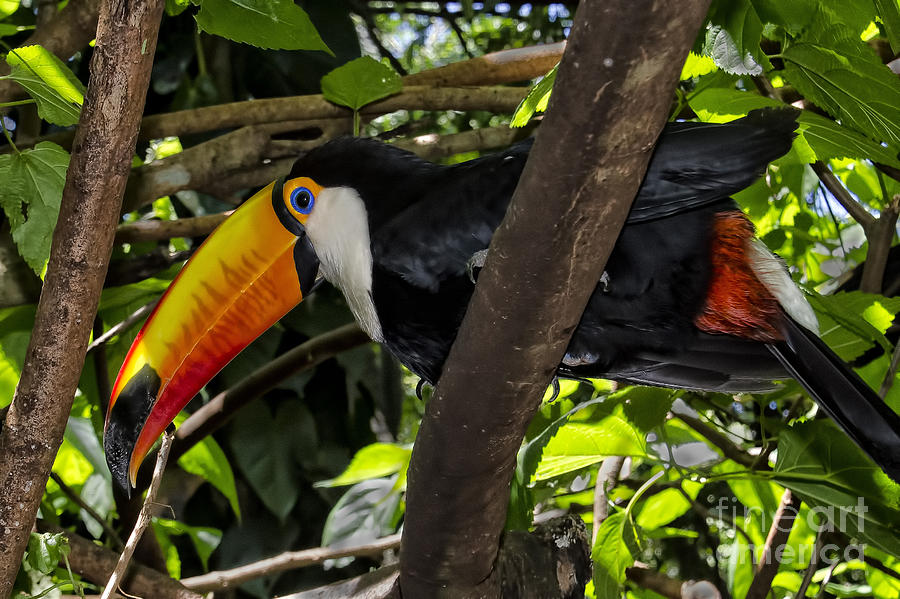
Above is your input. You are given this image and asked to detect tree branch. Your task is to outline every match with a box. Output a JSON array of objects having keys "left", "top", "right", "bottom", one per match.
[
  {"left": 48, "top": 472, "right": 123, "bottom": 550},
  {"left": 403, "top": 41, "right": 564, "bottom": 87},
  {"left": 745, "top": 489, "right": 803, "bottom": 599},
  {"left": 398, "top": 1, "right": 711, "bottom": 595},
  {"left": 677, "top": 413, "right": 759, "bottom": 469},
  {"left": 0, "top": 0, "right": 164, "bottom": 591},
  {"left": 181, "top": 533, "right": 401, "bottom": 593},
  {"left": 37, "top": 522, "right": 202, "bottom": 599},
  {"left": 811, "top": 161, "right": 876, "bottom": 228}
]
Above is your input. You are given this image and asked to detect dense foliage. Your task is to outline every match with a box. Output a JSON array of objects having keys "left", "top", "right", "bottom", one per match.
[{"left": 1, "top": 1, "right": 900, "bottom": 598}]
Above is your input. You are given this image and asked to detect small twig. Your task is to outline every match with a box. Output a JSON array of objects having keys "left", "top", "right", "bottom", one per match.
[
  {"left": 591, "top": 456, "right": 625, "bottom": 545},
  {"left": 86, "top": 300, "right": 158, "bottom": 354},
  {"left": 815, "top": 559, "right": 840, "bottom": 599},
  {"left": 180, "top": 533, "right": 401, "bottom": 592},
  {"left": 811, "top": 161, "right": 875, "bottom": 229},
  {"left": 623, "top": 564, "right": 683, "bottom": 599},
  {"left": 879, "top": 340, "right": 900, "bottom": 399},
  {"left": 49, "top": 473, "right": 124, "bottom": 551},
  {"left": 746, "top": 489, "right": 803, "bottom": 599},
  {"left": 114, "top": 212, "right": 231, "bottom": 244},
  {"left": 101, "top": 428, "right": 174, "bottom": 599},
  {"left": 797, "top": 529, "right": 824, "bottom": 598},
  {"left": 351, "top": 2, "right": 408, "bottom": 76},
  {"left": 676, "top": 413, "right": 758, "bottom": 469}
]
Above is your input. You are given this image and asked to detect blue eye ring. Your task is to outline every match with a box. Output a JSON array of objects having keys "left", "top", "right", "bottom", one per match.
[{"left": 289, "top": 186, "right": 315, "bottom": 214}]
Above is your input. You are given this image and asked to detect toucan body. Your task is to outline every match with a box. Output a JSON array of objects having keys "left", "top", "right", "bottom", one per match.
[{"left": 104, "top": 108, "right": 900, "bottom": 490}]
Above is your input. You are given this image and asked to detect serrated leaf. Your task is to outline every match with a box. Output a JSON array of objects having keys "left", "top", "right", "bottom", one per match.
[
  {"left": 680, "top": 52, "right": 717, "bottom": 80},
  {"left": 315, "top": 442, "right": 411, "bottom": 488},
  {"left": 534, "top": 414, "right": 647, "bottom": 482},
  {"left": 321, "top": 56, "right": 402, "bottom": 111},
  {"left": 195, "top": 0, "right": 331, "bottom": 54},
  {"left": 511, "top": 64, "right": 556, "bottom": 127},
  {"left": 774, "top": 420, "right": 900, "bottom": 555},
  {"left": 782, "top": 42, "right": 900, "bottom": 146},
  {"left": 6, "top": 45, "right": 84, "bottom": 126},
  {"left": 179, "top": 435, "right": 241, "bottom": 519},
  {"left": 751, "top": 0, "right": 816, "bottom": 34},
  {"left": 706, "top": 0, "right": 765, "bottom": 76},
  {"left": 809, "top": 292, "right": 900, "bottom": 361},
  {"left": 25, "top": 533, "right": 69, "bottom": 575},
  {"left": 0, "top": 142, "right": 69, "bottom": 275},
  {"left": 621, "top": 387, "right": 675, "bottom": 432}
]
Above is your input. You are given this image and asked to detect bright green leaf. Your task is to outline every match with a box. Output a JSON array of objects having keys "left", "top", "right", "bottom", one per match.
[
  {"left": 321, "top": 56, "right": 402, "bottom": 111},
  {"left": 25, "top": 533, "right": 69, "bottom": 575},
  {"left": 511, "top": 64, "right": 556, "bottom": 127},
  {"left": 636, "top": 480, "right": 702, "bottom": 529},
  {"left": 316, "top": 442, "right": 412, "bottom": 488},
  {"left": 195, "top": 0, "right": 332, "bottom": 54},
  {"left": 0, "top": 24, "right": 31, "bottom": 38},
  {"left": 0, "top": 142, "right": 69, "bottom": 275},
  {"left": 153, "top": 518, "right": 222, "bottom": 571},
  {"left": 5, "top": 45, "right": 84, "bottom": 126},
  {"left": 809, "top": 292, "right": 900, "bottom": 361},
  {"left": 680, "top": 52, "right": 717, "bottom": 80},
  {"left": 775, "top": 420, "right": 900, "bottom": 556},
  {"left": 179, "top": 436, "right": 241, "bottom": 519},
  {"left": 591, "top": 512, "right": 636, "bottom": 598},
  {"left": 0, "top": 0, "right": 18, "bottom": 17}
]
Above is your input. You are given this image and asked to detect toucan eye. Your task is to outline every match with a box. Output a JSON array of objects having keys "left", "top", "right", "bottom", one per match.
[{"left": 290, "top": 187, "right": 315, "bottom": 214}]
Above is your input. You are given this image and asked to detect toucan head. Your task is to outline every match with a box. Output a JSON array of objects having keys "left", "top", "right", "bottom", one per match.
[{"left": 104, "top": 137, "right": 427, "bottom": 491}]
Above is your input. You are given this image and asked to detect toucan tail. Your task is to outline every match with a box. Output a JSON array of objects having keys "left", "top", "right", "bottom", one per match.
[{"left": 768, "top": 316, "right": 900, "bottom": 482}]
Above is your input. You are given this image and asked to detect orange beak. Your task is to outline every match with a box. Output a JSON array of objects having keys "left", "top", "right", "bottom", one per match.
[{"left": 104, "top": 180, "right": 320, "bottom": 492}]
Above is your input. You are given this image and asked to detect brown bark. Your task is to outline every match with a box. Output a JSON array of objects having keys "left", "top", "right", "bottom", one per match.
[
  {"left": 403, "top": 41, "right": 564, "bottom": 87},
  {"left": 0, "top": 0, "right": 164, "bottom": 594},
  {"left": 397, "top": 1, "right": 711, "bottom": 596},
  {"left": 0, "top": 0, "right": 101, "bottom": 104},
  {"left": 746, "top": 489, "right": 804, "bottom": 599},
  {"left": 36, "top": 524, "right": 202, "bottom": 599}
]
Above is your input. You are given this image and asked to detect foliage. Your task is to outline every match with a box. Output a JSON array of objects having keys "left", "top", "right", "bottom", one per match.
[{"left": 0, "top": 0, "right": 899, "bottom": 598}]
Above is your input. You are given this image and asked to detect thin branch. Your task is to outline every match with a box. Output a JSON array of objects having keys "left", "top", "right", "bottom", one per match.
[
  {"left": 37, "top": 522, "right": 202, "bottom": 599},
  {"left": 746, "top": 489, "right": 803, "bottom": 599},
  {"left": 797, "top": 529, "right": 825, "bottom": 598},
  {"left": 811, "top": 161, "right": 875, "bottom": 229},
  {"left": 181, "top": 533, "right": 401, "bottom": 592},
  {"left": 101, "top": 429, "right": 174, "bottom": 599},
  {"left": 350, "top": 1, "right": 409, "bottom": 76},
  {"left": 676, "top": 413, "right": 759, "bottom": 469},
  {"left": 104, "top": 248, "right": 193, "bottom": 288},
  {"left": 115, "top": 212, "right": 231, "bottom": 245},
  {"left": 591, "top": 456, "right": 625, "bottom": 545},
  {"left": 624, "top": 565, "right": 683, "bottom": 599},
  {"left": 48, "top": 473, "right": 123, "bottom": 550},
  {"left": 87, "top": 300, "right": 158, "bottom": 354},
  {"left": 879, "top": 338, "right": 900, "bottom": 399}
]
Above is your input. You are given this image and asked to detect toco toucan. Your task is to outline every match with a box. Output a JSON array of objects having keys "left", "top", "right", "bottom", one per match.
[{"left": 104, "top": 108, "right": 900, "bottom": 490}]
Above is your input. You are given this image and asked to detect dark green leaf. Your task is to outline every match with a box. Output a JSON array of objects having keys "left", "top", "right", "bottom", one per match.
[
  {"left": 706, "top": 0, "right": 765, "bottom": 75},
  {"left": 153, "top": 518, "right": 223, "bottom": 571},
  {"left": 511, "top": 64, "right": 556, "bottom": 127},
  {"left": 321, "top": 478, "right": 401, "bottom": 565},
  {"left": 774, "top": 420, "right": 900, "bottom": 555},
  {"left": 178, "top": 435, "right": 241, "bottom": 519},
  {"left": 321, "top": 56, "right": 402, "bottom": 111},
  {"left": 5, "top": 45, "right": 84, "bottom": 126},
  {"left": 875, "top": 0, "right": 900, "bottom": 54},
  {"left": 25, "top": 532, "right": 69, "bottom": 575},
  {"left": 0, "top": 142, "right": 69, "bottom": 274},
  {"left": 751, "top": 0, "right": 816, "bottom": 34},
  {"left": 620, "top": 387, "right": 675, "bottom": 432},
  {"left": 195, "top": 0, "right": 332, "bottom": 54}
]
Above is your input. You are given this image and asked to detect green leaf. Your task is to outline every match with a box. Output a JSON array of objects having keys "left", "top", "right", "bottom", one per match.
[
  {"left": 534, "top": 412, "right": 647, "bottom": 482},
  {"left": 321, "top": 478, "right": 402, "bottom": 562},
  {"left": 706, "top": 0, "right": 765, "bottom": 75},
  {"left": 751, "top": 0, "right": 816, "bottom": 34},
  {"left": 5, "top": 45, "right": 84, "bottom": 126},
  {"left": 178, "top": 435, "right": 241, "bottom": 519},
  {"left": 79, "top": 473, "right": 113, "bottom": 539},
  {"left": 620, "top": 387, "right": 675, "bottom": 432},
  {"left": 316, "top": 442, "right": 412, "bottom": 488},
  {"left": 0, "top": 24, "right": 31, "bottom": 38},
  {"left": 635, "top": 480, "right": 702, "bottom": 529},
  {"left": 809, "top": 292, "right": 900, "bottom": 361},
  {"left": 321, "top": 57, "right": 402, "bottom": 111},
  {"left": 511, "top": 64, "right": 556, "bottom": 127},
  {"left": 25, "top": 532, "right": 69, "bottom": 575},
  {"left": 781, "top": 41, "right": 900, "bottom": 146},
  {"left": 774, "top": 420, "right": 900, "bottom": 555},
  {"left": 0, "top": 0, "right": 19, "bottom": 19},
  {"left": 680, "top": 52, "right": 717, "bottom": 80},
  {"left": 875, "top": 0, "right": 900, "bottom": 54},
  {"left": 0, "top": 142, "right": 70, "bottom": 274},
  {"left": 152, "top": 518, "right": 222, "bottom": 571},
  {"left": 591, "top": 512, "right": 636, "bottom": 598},
  {"left": 195, "top": 0, "right": 332, "bottom": 54}
]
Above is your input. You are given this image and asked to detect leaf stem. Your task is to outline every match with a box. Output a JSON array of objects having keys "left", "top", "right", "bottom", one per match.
[
  {"left": 0, "top": 99, "right": 35, "bottom": 108},
  {"left": 353, "top": 109, "right": 360, "bottom": 136}
]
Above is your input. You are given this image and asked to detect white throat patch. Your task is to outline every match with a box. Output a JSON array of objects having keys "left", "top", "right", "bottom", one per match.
[{"left": 305, "top": 186, "right": 383, "bottom": 341}]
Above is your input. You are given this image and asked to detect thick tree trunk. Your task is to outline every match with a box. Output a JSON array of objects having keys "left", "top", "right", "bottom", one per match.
[
  {"left": 0, "top": 0, "right": 164, "bottom": 594},
  {"left": 398, "top": 1, "right": 712, "bottom": 597}
]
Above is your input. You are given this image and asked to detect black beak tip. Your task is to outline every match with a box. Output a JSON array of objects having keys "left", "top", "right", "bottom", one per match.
[{"left": 103, "top": 363, "right": 161, "bottom": 496}]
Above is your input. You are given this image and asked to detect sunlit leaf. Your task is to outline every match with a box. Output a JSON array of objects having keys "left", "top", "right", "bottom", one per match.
[
  {"left": 5, "top": 45, "right": 84, "bottom": 126},
  {"left": 195, "top": 0, "right": 332, "bottom": 53},
  {"left": 635, "top": 480, "right": 702, "bottom": 529},
  {"left": 179, "top": 435, "right": 241, "bottom": 519},
  {"left": 511, "top": 64, "right": 556, "bottom": 127},
  {"left": 321, "top": 56, "right": 402, "bottom": 111},
  {"left": 0, "top": 0, "right": 19, "bottom": 18},
  {"left": 316, "top": 442, "right": 412, "bottom": 488},
  {"left": 591, "top": 512, "right": 637, "bottom": 598}
]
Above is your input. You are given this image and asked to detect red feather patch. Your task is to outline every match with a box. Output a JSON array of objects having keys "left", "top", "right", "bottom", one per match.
[{"left": 695, "top": 211, "right": 783, "bottom": 342}]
